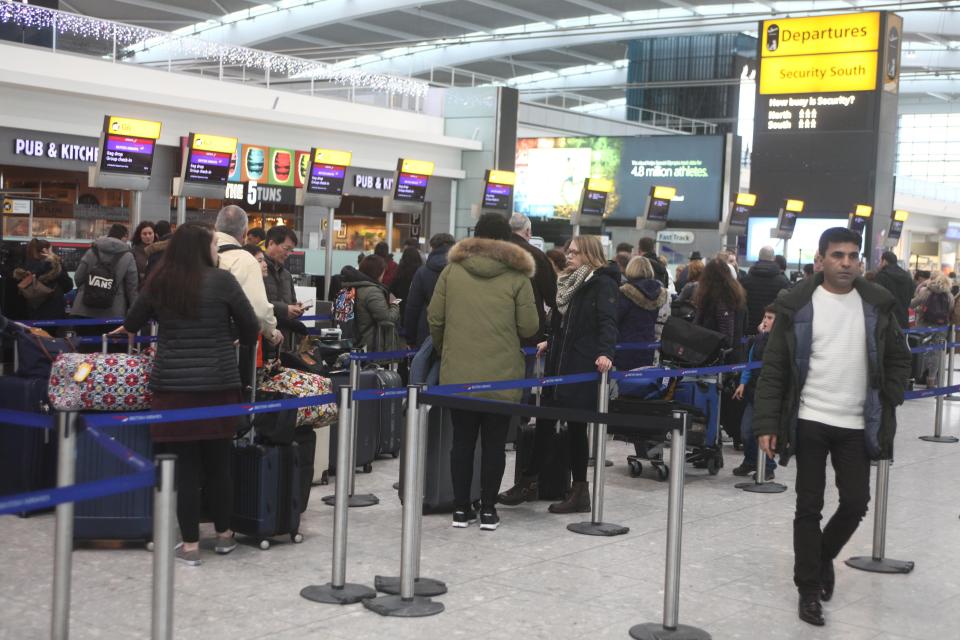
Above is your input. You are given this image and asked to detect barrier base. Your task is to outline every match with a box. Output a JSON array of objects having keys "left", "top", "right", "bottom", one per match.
[
  {"left": 742, "top": 482, "right": 787, "bottom": 494},
  {"left": 587, "top": 458, "right": 614, "bottom": 468},
  {"left": 567, "top": 521, "right": 630, "bottom": 537},
  {"left": 629, "top": 622, "right": 712, "bottom": 639},
  {"left": 918, "top": 435, "right": 959, "bottom": 443},
  {"left": 300, "top": 582, "right": 377, "bottom": 605},
  {"left": 374, "top": 575, "right": 447, "bottom": 597},
  {"left": 321, "top": 493, "right": 380, "bottom": 508},
  {"left": 362, "top": 594, "right": 444, "bottom": 617},
  {"left": 845, "top": 556, "right": 914, "bottom": 574}
]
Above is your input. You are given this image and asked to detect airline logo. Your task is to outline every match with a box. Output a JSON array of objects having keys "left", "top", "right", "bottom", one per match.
[{"left": 106, "top": 116, "right": 162, "bottom": 140}]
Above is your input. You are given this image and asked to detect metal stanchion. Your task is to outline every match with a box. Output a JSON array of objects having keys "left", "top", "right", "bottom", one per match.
[
  {"left": 151, "top": 455, "right": 176, "bottom": 640},
  {"left": 51, "top": 411, "right": 78, "bottom": 640},
  {"left": 323, "top": 357, "right": 379, "bottom": 507},
  {"left": 569, "top": 371, "right": 629, "bottom": 537},
  {"left": 946, "top": 325, "right": 959, "bottom": 401},
  {"left": 736, "top": 443, "right": 786, "bottom": 494},
  {"left": 302, "top": 388, "right": 377, "bottom": 604},
  {"left": 846, "top": 458, "right": 914, "bottom": 574},
  {"left": 920, "top": 339, "right": 958, "bottom": 443},
  {"left": 364, "top": 386, "right": 444, "bottom": 617},
  {"left": 376, "top": 388, "right": 448, "bottom": 597},
  {"left": 630, "top": 412, "right": 711, "bottom": 640}
]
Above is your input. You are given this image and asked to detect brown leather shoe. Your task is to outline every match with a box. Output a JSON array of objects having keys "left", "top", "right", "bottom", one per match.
[
  {"left": 548, "top": 481, "right": 591, "bottom": 514},
  {"left": 498, "top": 476, "right": 539, "bottom": 506}
]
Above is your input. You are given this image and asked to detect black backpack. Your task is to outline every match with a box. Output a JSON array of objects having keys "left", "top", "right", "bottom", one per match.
[
  {"left": 83, "top": 245, "right": 124, "bottom": 309},
  {"left": 922, "top": 291, "right": 952, "bottom": 326}
]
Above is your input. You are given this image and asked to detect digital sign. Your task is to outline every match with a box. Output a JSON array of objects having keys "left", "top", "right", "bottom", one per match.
[
  {"left": 646, "top": 186, "right": 675, "bottom": 223},
  {"left": 580, "top": 191, "right": 607, "bottom": 217},
  {"left": 306, "top": 148, "right": 351, "bottom": 197},
  {"left": 392, "top": 158, "right": 433, "bottom": 204},
  {"left": 482, "top": 169, "right": 516, "bottom": 211},
  {"left": 729, "top": 192, "right": 757, "bottom": 228},
  {"left": 888, "top": 209, "right": 908, "bottom": 241},
  {"left": 185, "top": 133, "right": 237, "bottom": 185},
  {"left": 98, "top": 116, "right": 161, "bottom": 176},
  {"left": 849, "top": 204, "right": 872, "bottom": 234}
]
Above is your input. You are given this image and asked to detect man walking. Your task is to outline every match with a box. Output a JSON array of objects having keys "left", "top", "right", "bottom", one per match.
[{"left": 753, "top": 228, "right": 911, "bottom": 627}]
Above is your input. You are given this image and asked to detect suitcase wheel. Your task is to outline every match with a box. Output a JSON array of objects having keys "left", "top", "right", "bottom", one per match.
[
  {"left": 707, "top": 455, "right": 721, "bottom": 476},
  {"left": 259, "top": 540, "right": 271, "bottom": 550},
  {"left": 362, "top": 463, "right": 373, "bottom": 473},
  {"left": 655, "top": 465, "right": 668, "bottom": 482},
  {"left": 628, "top": 459, "right": 643, "bottom": 478},
  {"left": 291, "top": 533, "right": 304, "bottom": 544}
]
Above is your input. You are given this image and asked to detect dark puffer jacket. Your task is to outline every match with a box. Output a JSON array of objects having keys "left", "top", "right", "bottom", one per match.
[
  {"left": 264, "top": 253, "right": 297, "bottom": 328},
  {"left": 615, "top": 277, "right": 667, "bottom": 370},
  {"left": 403, "top": 244, "right": 450, "bottom": 347},
  {"left": 545, "top": 262, "right": 620, "bottom": 409},
  {"left": 741, "top": 260, "right": 790, "bottom": 331},
  {"left": 874, "top": 263, "right": 914, "bottom": 328},
  {"left": 510, "top": 233, "right": 557, "bottom": 345},
  {"left": 122, "top": 268, "right": 259, "bottom": 391}
]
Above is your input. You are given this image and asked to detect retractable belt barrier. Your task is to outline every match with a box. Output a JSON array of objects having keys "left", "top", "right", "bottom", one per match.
[{"left": 905, "top": 326, "right": 951, "bottom": 335}]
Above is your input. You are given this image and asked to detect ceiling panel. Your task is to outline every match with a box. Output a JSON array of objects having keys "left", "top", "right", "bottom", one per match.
[
  {"left": 416, "top": 1, "right": 535, "bottom": 31},
  {"left": 357, "top": 11, "right": 472, "bottom": 39}
]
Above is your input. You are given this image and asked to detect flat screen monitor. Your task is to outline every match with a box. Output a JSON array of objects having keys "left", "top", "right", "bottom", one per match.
[
  {"left": 99, "top": 116, "right": 160, "bottom": 176},
  {"left": 184, "top": 134, "right": 235, "bottom": 185},
  {"left": 729, "top": 203, "right": 752, "bottom": 228},
  {"left": 307, "top": 163, "right": 346, "bottom": 196},
  {"left": 394, "top": 172, "right": 428, "bottom": 203},
  {"left": 580, "top": 190, "right": 607, "bottom": 217},
  {"left": 647, "top": 196, "right": 671, "bottom": 223},
  {"left": 849, "top": 214, "right": 868, "bottom": 234},
  {"left": 888, "top": 219, "right": 905, "bottom": 241},
  {"left": 483, "top": 182, "right": 513, "bottom": 210},
  {"left": 778, "top": 210, "right": 798, "bottom": 234}
]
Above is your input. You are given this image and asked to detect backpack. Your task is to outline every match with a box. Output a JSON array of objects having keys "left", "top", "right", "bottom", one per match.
[
  {"left": 83, "top": 245, "right": 124, "bottom": 309},
  {"left": 922, "top": 291, "right": 951, "bottom": 325},
  {"left": 333, "top": 287, "right": 358, "bottom": 340}
]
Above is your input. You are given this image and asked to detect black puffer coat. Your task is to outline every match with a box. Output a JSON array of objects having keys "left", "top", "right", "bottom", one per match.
[
  {"left": 741, "top": 260, "right": 790, "bottom": 331},
  {"left": 544, "top": 262, "right": 620, "bottom": 409},
  {"left": 123, "top": 267, "right": 259, "bottom": 391}
]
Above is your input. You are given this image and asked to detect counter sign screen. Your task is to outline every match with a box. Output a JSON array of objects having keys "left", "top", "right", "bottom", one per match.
[
  {"left": 99, "top": 116, "right": 161, "bottom": 176},
  {"left": 393, "top": 158, "right": 434, "bottom": 204},
  {"left": 307, "top": 149, "right": 352, "bottom": 196},
  {"left": 185, "top": 133, "right": 237, "bottom": 185},
  {"left": 482, "top": 169, "right": 516, "bottom": 211}
]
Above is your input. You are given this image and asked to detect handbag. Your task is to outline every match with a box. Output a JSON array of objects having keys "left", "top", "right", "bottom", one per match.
[
  {"left": 257, "top": 362, "right": 337, "bottom": 428},
  {"left": 48, "top": 350, "right": 154, "bottom": 411},
  {"left": 659, "top": 316, "right": 728, "bottom": 368},
  {"left": 16, "top": 327, "right": 76, "bottom": 379},
  {"left": 17, "top": 273, "right": 54, "bottom": 306}
]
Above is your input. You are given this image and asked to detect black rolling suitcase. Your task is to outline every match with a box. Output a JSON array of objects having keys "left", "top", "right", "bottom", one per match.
[
  {"left": 328, "top": 367, "right": 402, "bottom": 473},
  {"left": 514, "top": 421, "right": 571, "bottom": 501},
  {"left": 231, "top": 440, "right": 303, "bottom": 549},
  {"left": 73, "top": 422, "right": 153, "bottom": 542},
  {"left": 0, "top": 376, "right": 57, "bottom": 516}
]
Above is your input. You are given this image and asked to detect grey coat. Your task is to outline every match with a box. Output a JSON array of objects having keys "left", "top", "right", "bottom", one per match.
[
  {"left": 71, "top": 237, "right": 138, "bottom": 318},
  {"left": 263, "top": 254, "right": 297, "bottom": 325}
]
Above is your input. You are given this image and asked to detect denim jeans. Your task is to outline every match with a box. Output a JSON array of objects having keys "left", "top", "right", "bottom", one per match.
[{"left": 740, "top": 402, "right": 776, "bottom": 472}]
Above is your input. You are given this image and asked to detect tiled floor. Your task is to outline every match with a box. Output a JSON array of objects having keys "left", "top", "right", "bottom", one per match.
[{"left": 2, "top": 396, "right": 959, "bottom": 639}]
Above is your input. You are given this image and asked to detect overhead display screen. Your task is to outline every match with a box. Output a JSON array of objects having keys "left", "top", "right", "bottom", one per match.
[
  {"left": 392, "top": 158, "right": 433, "bottom": 204},
  {"left": 185, "top": 133, "right": 237, "bottom": 184},
  {"left": 306, "top": 148, "right": 351, "bottom": 196},
  {"left": 515, "top": 136, "right": 725, "bottom": 225},
  {"left": 99, "top": 116, "right": 162, "bottom": 175}
]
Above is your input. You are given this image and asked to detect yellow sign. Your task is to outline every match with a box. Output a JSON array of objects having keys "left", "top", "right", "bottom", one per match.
[
  {"left": 854, "top": 204, "right": 873, "bottom": 218},
  {"left": 893, "top": 209, "right": 909, "bottom": 222},
  {"left": 487, "top": 169, "right": 516, "bottom": 186},
  {"left": 106, "top": 116, "right": 162, "bottom": 139},
  {"left": 192, "top": 134, "right": 237, "bottom": 154},
  {"left": 761, "top": 13, "right": 880, "bottom": 58},
  {"left": 735, "top": 192, "right": 757, "bottom": 207},
  {"left": 760, "top": 50, "right": 877, "bottom": 95},
  {"left": 587, "top": 178, "right": 613, "bottom": 193},
  {"left": 400, "top": 158, "right": 435, "bottom": 176},
  {"left": 785, "top": 199, "right": 805, "bottom": 213},
  {"left": 313, "top": 148, "right": 352, "bottom": 167},
  {"left": 652, "top": 186, "right": 676, "bottom": 200}
]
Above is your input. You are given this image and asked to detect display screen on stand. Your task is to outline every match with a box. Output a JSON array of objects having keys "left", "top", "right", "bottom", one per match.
[
  {"left": 778, "top": 210, "right": 798, "bottom": 233},
  {"left": 99, "top": 116, "right": 161, "bottom": 175},
  {"left": 394, "top": 173, "right": 429, "bottom": 203},
  {"left": 184, "top": 134, "right": 236, "bottom": 185},
  {"left": 850, "top": 214, "right": 868, "bottom": 234},
  {"left": 730, "top": 203, "right": 752, "bottom": 227},
  {"left": 647, "top": 197, "right": 670, "bottom": 223},
  {"left": 483, "top": 182, "right": 513, "bottom": 210},
  {"left": 307, "top": 164, "right": 346, "bottom": 195},
  {"left": 888, "top": 219, "right": 904, "bottom": 241},
  {"left": 581, "top": 190, "right": 607, "bottom": 217}
]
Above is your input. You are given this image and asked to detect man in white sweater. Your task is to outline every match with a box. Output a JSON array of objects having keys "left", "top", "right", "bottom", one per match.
[{"left": 752, "top": 227, "right": 911, "bottom": 627}]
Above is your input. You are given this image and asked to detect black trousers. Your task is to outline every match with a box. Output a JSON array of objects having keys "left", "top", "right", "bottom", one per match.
[
  {"left": 523, "top": 419, "right": 589, "bottom": 483},
  {"left": 449, "top": 409, "right": 510, "bottom": 509},
  {"left": 793, "top": 420, "right": 871, "bottom": 595},
  {"left": 154, "top": 439, "right": 233, "bottom": 543}
]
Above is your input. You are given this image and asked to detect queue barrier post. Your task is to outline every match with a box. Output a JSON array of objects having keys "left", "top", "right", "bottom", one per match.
[
  {"left": 302, "top": 387, "right": 378, "bottom": 604},
  {"left": 151, "top": 455, "right": 177, "bottom": 640},
  {"left": 920, "top": 338, "right": 958, "bottom": 444},
  {"left": 51, "top": 411, "right": 78, "bottom": 640},
  {"left": 737, "top": 441, "right": 786, "bottom": 494},
  {"left": 364, "top": 386, "right": 444, "bottom": 617},
  {"left": 946, "top": 324, "right": 959, "bottom": 401},
  {"left": 845, "top": 458, "right": 914, "bottom": 574},
  {"left": 322, "top": 357, "right": 379, "bottom": 507},
  {"left": 569, "top": 370, "right": 629, "bottom": 537},
  {"left": 630, "top": 411, "right": 711, "bottom": 640},
  {"left": 376, "top": 387, "right": 447, "bottom": 597}
]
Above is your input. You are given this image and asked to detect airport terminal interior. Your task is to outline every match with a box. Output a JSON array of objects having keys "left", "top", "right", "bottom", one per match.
[{"left": 2, "top": 1, "right": 960, "bottom": 639}]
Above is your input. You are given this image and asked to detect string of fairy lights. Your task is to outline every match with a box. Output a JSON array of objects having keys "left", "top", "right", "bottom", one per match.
[{"left": 0, "top": 1, "right": 428, "bottom": 98}]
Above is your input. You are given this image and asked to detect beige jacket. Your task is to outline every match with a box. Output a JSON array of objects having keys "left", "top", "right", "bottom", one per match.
[{"left": 215, "top": 231, "right": 277, "bottom": 336}]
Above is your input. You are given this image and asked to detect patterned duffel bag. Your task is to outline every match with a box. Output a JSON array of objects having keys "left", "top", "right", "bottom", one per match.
[
  {"left": 258, "top": 365, "right": 337, "bottom": 428},
  {"left": 48, "top": 351, "right": 153, "bottom": 412}
]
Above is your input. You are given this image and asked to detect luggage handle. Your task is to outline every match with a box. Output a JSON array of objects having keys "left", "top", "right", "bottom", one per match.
[{"left": 101, "top": 333, "right": 135, "bottom": 355}]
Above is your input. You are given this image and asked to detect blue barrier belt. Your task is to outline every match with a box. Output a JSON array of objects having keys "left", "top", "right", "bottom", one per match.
[
  {"left": 75, "top": 335, "right": 156, "bottom": 345},
  {"left": 611, "top": 361, "right": 761, "bottom": 381},
  {"left": 904, "top": 384, "right": 960, "bottom": 400},
  {"left": 910, "top": 344, "right": 946, "bottom": 354},
  {"left": 353, "top": 388, "right": 409, "bottom": 401},
  {"left": 424, "top": 372, "right": 600, "bottom": 397},
  {"left": 349, "top": 350, "right": 418, "bottom": 362},
  {"left": 0, "top": 409, "right": 55, "bottom": 430},
  {"left": 23, "top": 317, "right": 125, "bottom": 328},
  {"left": 905, "top": 326, "right": 951, "bottom": 335},
  {"left": 81, "top": 393, "right": 337, "bottom": 428},
  {"left": 0, "top": 469, "right": 155, "bottom": 517},
  {"left": 299, "top": 314, "right": 331, "bottom": 322},
  {"left": 83, "top": 425, "right": 153, "bottom": 471}
]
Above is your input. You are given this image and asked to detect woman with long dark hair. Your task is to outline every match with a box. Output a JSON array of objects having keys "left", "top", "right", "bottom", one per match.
[
  {"left": 389, "top": 247, "right": 423, "bottom": 321},
  {"left": 131, "top": 221, "right": 156, "bottom": 286},
  {"left": 13, "top": 238, "right": 73, "bottom": 322},
  {"left": 693, "top": 257, "right": 748, "bottom": 361},
  {"left": 112, "top": 222, "right": 258, "bottom": 566}
]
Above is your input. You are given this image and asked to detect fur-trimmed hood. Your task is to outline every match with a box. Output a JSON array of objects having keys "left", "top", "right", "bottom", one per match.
[
  {"left": 923, "top": 275, "right": 953, "bottom": 295},
  {"left": 14, "top": 253, "right": 63, "bottom": 284},
  {"left": 620, "top": 277, "right": 667, "bottom": 310},
  {"left": 448, "top": 237, "right": 535, "bottom": 279},
  {"left": 145, "top": 239, "right": 169, "bottom": 257}
]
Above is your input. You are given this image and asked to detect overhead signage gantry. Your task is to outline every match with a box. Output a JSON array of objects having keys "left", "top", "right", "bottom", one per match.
[
  {"left": 88, "top": 115, "right": 163, "bottom": 227},
  {"left": 848, "top": 203, "right": 873, "bottom": 235},
  {"left": 383, "top": 158, "right": 434, "bottom": 252}
]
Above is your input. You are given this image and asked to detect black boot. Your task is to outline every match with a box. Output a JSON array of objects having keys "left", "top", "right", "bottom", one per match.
[
  {"left": 820, "top": 559, "right": 835, "bottom": 602},
  {"left": 798, "top": 594, "right": 825, "bottom": 626}
]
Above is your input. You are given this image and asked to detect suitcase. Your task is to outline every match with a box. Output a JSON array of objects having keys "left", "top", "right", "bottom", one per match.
[
  {"left": 73, "top": 422, "right": 153, "bottom": 542},
  {"left": 0, "top": 376, "right": 57, "bottom": 516},
  {"left": 313, "top": 424, "right": 330, "bottom": 485},
  {"left": 328, "top": 367, "right": 402, "bottom": 474},
  {"left": 231, "top": 440, "right": 303, "bottom": 549},
  {"left": 513, "top": 420, "right": 571, "bottom": 501}
]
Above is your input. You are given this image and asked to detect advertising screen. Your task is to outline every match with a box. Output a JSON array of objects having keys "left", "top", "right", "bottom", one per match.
[
  {"left": 185, "top": 133, "right": 236, "bottom": 185},
  {"left": 269, "top": 148, "right": 295, "bottom": 186},
  {"left": 483, "top": 183, "right": 513, "bottom": 210},
  {"left": 514, "top": 136, "right": 725, "bottom": 224},
  {"left": 746, "top": 216, "right": 846, "bottom": 262},
  {"left": 581, "top": 190, "right": 607, "bottom": 217}
]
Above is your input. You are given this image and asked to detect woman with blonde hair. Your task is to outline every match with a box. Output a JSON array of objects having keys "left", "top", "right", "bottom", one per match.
[
  {"left": 616, "top": 255, "right": 667, "bottom": 370},
  {"left": 911, "top": 270, "right": 954, "bottom": 386},
  {"left": 499, "top": 235, "right": 619, "bottom": 513}
]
